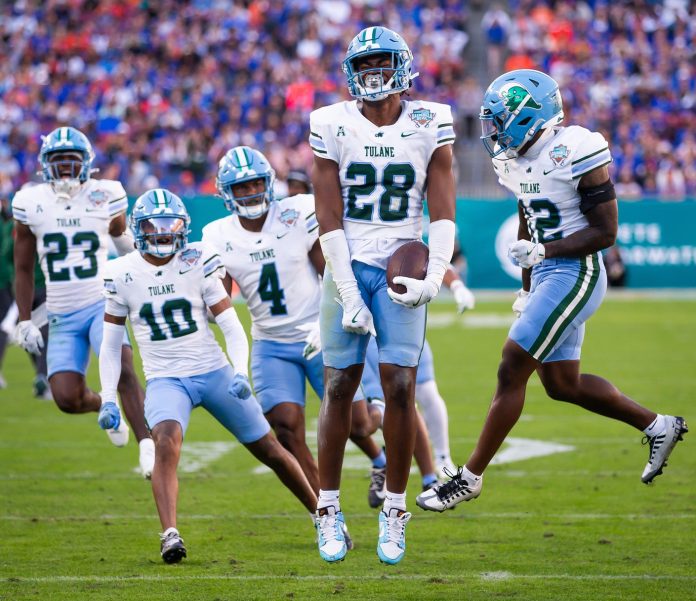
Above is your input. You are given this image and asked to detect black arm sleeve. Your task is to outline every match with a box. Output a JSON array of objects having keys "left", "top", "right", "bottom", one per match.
[{"left": 579, "top": 180, "right": 616, "bottom": 214}]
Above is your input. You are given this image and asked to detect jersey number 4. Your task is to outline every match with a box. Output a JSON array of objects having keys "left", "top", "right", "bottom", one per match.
[
  {"left": 258, "top": 262, "right": 287, "bottom": 316},
  {"left": 139, "top": 299, "right": 198, "bottom": 341},
  {"left": 43, "top": 232, "right": 99, "bottom": 282},
  {"left": 346, "top": 162, "right": 415, "bottom": 222}
]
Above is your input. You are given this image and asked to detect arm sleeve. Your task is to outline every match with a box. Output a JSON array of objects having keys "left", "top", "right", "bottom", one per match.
[
  {"left": 110, "top": 229, "right": 135, "bottom": 256},
  {"left": 215, "top": 307, "right": 249, "bottom": 377},
  {"left": 425, "top": 219, "right": 456, "bottom": 291},
  {"left": 319, "top": 229, "right": 361, "bottom": 301},
  {"left": 99, "top": 321, "right": 125, "bottom": 404}
]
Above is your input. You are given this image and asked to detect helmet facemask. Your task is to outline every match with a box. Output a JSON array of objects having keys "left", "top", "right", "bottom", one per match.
[
  {"left": 136, "top": 216, "right": 188, "bottom": 257},
  {"left": 45, "top": 150, "right": 87, "bottom": 200},
  {"left": 218, "top": 175, "right": 273, "bottom": 220},
  {"left": 344, "top": 50, "right": 412, "bottom": 101}
]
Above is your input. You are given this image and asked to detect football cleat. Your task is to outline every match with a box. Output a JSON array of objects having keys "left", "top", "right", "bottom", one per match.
[
  {"left": 416, "top": 466, "right": 482, "bottom": 512},
  {"left": 139, "top": 438, "right": 155, "bottom": 479},
  {"left": 342, "top": 522, "right": 354, "bottom": 551},
  {"left": 315, "top": 505, "right": 348, "bottom": 563},
  {"left": 368, "top": 466, "right": 387, "bottom": 508},
  {"left": 436, "top": 455, "right": 457, "bottom": 480},
  {"left": 160, "top": 528, "right": 187, "bottom": 564},
  {"left": 377, "top": 508, "right": 411, "bottom": 565},
  {"left": 641, "top": 415, "right": 688, "bottom": 484}
]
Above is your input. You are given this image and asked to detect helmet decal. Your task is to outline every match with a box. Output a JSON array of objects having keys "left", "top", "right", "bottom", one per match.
[{"left": 500, "top": 84, "right": 542, "bottom": 114}]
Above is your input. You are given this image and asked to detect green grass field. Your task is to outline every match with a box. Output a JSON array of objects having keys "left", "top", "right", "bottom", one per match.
[{"left": 1, "top": 297, "right": 694, "bottom": 601}]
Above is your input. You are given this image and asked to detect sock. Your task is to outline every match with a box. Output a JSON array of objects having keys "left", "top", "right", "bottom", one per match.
[
  {"left": 643, "top": 414, "right": 666, "bottom": 436},
  {"left": 162, "top": 526, "right": 179, "bottom": 537},
  {"left": 422, "top": 472, "right": 438, "bottom": 488},
  {"left": 368, "top": 397, "right": 386, "bottom": 428},
  {"left": 462, "top": 465, "right": 482, "bottom": 481},
  {"left": 371, "top": 448, "right": 386, "bottom": 469},
  {"left": 317, "top": 489, "right": 340, "bottom": 512},
  {"left": 416, "top": 380, "right": 451, "bottom": 459},
  {"left": 383, "top": 490, "right": 406, "bottom": 513}
]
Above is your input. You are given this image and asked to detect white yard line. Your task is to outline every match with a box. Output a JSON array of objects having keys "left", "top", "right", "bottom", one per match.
[{"left": 3, "top": 573, "right": 695, "bottom": 584}]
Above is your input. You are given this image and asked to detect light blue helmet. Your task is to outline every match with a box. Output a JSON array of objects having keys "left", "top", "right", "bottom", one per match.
[
  {"left": 342, "top": 26, "right": 418, "bottom": 101},
  {"left": 216, "top": 146, "right": 275, "bottom": 219},
  {"left": 479, "top": 69, "right": 564, "bottom": 158},
  {"left": 38, "top": 126, "right": 95, "bottom": 198},
  {"left": 129, "top": 188, "right": 190, "bottom": 257}
]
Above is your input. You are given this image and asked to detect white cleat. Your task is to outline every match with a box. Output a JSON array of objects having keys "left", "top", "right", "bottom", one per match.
[
  {"left": 106, "top": 419, "right": 130, "bottom": 447},
  {"left": 377, "top": 508, "right": 411, "bottom": 565},
  {"left": 139, "top": 438, "right": 155, "bottom": 479},
  {"left": 641, "top": 415, "right": 688, "bottom": 484},
  {"left": 416, "top": 466, "right": 482, "bottom": 512}
]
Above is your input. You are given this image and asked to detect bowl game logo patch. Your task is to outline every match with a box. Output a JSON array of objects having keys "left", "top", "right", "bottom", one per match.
[
  {"left": 88, "top": 190, "right": 107, "bottom": 209},
  {"left": 409, "top": 108, "right": 435, "bottom": 128},
  {"left": 280, "top": 208, "right": 299, "bottom": 227},
  {"left": 179, "top": 247, "right": 202, "bottom": 269},
  {"left": 549, "top": 144, "right": 569, "bottom": 166}
]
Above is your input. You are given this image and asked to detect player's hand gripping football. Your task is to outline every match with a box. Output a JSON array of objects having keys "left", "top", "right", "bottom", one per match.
[
  {"left": 508, "top": 240, "right": 545, "bottom": 268},
  {"left": 15, "top": 320, "right": 44, "bottom": 355},
  {"left": 387, "top": 276, "right": 439, "bottom": 308}
]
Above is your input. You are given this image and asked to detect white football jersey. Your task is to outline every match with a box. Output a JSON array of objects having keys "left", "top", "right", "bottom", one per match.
[
  {"left": 309, "top": 99, "right": 455, "bottom": 269},
  {"left": 12, "top": 179, "right": 128, "bottom": 314},
  {"left": 202, "top": 194, "right": 321, "bottom": 343},
  {"left": 492, "top": 125, "right": 612, "bottom": 244},
  {"left": 102, "top": 242, "right": 230, "bottom": 380}
]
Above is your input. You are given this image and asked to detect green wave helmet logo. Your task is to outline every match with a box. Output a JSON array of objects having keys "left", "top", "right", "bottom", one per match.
[{"left": 501, "top": 84, "right": 541, "bottom": 113}]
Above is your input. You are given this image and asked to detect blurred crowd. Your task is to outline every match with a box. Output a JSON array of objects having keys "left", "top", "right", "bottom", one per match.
[
  {"left": 484, "top": 0, "right": 696, "bottom": 198},
  {"left": 0, "top": 0, "right": 694, "bottom": 199}
]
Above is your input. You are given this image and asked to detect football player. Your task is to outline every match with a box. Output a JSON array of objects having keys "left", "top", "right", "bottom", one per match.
[
  {"left": 11, "top": 127, "right": 154, "bottom": 477},
  {"left": 310, "top": 26, "right": 456, "bottom": 564},
  {"left": 202, "top": 147, "right": 387, "bottom": 529},
  {"left": 98, "top": 188, "right": 318, "bottom": 563},
  {"left": 417, "top": 69, "right": 688, "bottom": 513}
]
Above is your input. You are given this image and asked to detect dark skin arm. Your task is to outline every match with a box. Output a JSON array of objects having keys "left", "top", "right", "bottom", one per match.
[
  {"left": 13, "top": 222, "right": 37, "bottom": 321},
  {"left": 313, "top": 156, "right": 344, "bottom": 236},
  {"left": 308, "top": 239, "right": 326, "bottom": 276},
  {"left": 108, "top": 213, "right": 127, "bottom": 237},
  {"left": 425, "top": 144, "right": 456, "bottom": 222},
  {"left": 517, "top": 204, "right": 532, "bottom": 292},
  {"left": 542, "top": 165, "right": 617, "bottom": 259}
]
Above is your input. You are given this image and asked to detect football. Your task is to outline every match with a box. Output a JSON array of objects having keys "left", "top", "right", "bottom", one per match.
[{"left": 387, "top": 240, "right": 429, "bottom": 294}]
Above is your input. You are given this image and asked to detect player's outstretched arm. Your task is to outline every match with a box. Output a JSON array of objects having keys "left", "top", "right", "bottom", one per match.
[{"left": 13, "top": 222, "right": 37, "bottom": 322}]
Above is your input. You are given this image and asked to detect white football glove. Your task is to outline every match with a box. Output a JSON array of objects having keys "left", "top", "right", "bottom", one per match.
[
  {"left": 508, "top": 240, "right": 546, "bottom": 268},
  {"left": 297, "top": 321, "right": 322, "bottom": 360},
  {"left": 450, "top": 281, "right": 475, "bottom": 313},
  {"left": 387, "top": 276, "right": 439, "bottom": 308},
  {"left": 512, "top": 289, "right": 530, "bottom": 318},
  {"left": 15, "top": 320, "right": 44, "bottom": 355},
  {"left": 337, "top": 295, "right": 376, "bottom": 336}
]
